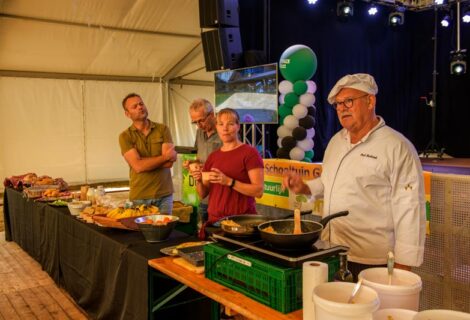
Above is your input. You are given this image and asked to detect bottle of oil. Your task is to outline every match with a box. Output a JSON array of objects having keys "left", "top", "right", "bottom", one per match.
[{"left": 333, "top": 252, "right": 354, "bottom": 282}]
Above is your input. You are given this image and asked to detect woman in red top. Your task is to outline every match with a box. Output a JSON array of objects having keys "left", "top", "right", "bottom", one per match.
[{"left": 191, "top": 108, "right": 264, "bottom": 233}]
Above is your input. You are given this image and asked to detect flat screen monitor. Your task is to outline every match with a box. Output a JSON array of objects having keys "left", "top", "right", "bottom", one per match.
[{"left": 214, "top": 63, "right": 278, "bottom": 124}]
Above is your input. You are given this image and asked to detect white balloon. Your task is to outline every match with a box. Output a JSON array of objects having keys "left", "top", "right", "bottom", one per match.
[
  {"left": 283, "top": 115, "right": 299, "bottom": 129},
  {"left": 279, "top": 94, "right": 285, "bottom": 104},
  {"left": 278, "top": 80, "right": 293, "bottom": 94},
  {"left": 289, "top": 147, "right": 305, "bottom": 161},
  {"left": 292, "top": 104, "right": 308, "bottom": 119},
  {"left": 306, "top": 127, "right": 316, "bottom": 139},
  {"left": 277, "top": 137, "right": 283, "bottom": 148},
  {"left": 306, "top": 80, "right": 317, "bottom": 94},
  {"left": 297, "top": 138, "right": 314, "bottom": 151},
  {"left": 300, "top": 93, "right": 316, "bottom": 106},
  {"left": 277, "top": 125, "right": 292, "bottom": 138}
]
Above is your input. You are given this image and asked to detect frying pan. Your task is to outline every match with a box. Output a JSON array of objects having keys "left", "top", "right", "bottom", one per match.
[
  {"left": 257, "top": 211, "right": 349, "bottom": 250},
  {"left": 214, "top": 214, "right": 271, "bottom": 237}
]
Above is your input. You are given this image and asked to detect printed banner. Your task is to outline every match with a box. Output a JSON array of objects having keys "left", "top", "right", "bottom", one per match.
[
  {"left": 257, "top": 159, "right": 323, "bottom": 213},
  {"left": 181, "top": 154, "right": 200, "bottom": 207}
]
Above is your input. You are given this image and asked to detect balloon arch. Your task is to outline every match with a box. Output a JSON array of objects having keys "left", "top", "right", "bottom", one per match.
[{"left": 276, "top": 45, "right": 318, "bottom": 162}]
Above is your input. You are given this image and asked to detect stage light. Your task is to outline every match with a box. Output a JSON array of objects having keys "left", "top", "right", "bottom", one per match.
[
  {"left": 463, "top": 6, "right": 470, "bottom": 23},
  {"left": 434, "top": 0, "right": 446, "bottom": 5},
  {"left": 307, "top": 0, "right": 319, "bottom": 5},
  {"left": 368, "top": 4, "right": 378, "bottom": 16},
  {"left": 450, "top": 50, "right": 467, "bottom": 75},
  {"left": 389, "top": 11, "right": 404, "bottom": 26},
  {"left": 441, "top": 14, "right": 451, "bottom": 27},
  {"left": 337, "top": 1, "right": 354, "bottom": 18}
]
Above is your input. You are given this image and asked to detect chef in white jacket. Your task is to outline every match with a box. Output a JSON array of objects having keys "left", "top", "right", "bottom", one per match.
[{"left": 282, "top": 73, "right": 426, "bottom": 278}]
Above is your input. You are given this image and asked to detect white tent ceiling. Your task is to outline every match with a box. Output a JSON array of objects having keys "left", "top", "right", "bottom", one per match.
[
  {"left": 0, "top": 0, "right": 218, "bottom": 189},
  {"left": 0, "top": 0, "right": 213, "bottom": 84}
]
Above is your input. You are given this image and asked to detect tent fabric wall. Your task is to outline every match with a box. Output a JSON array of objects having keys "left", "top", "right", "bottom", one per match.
[
  {"left": 0, "top": 76, "right": 170, "bottom": 190},
  {"left": 168, "top": 84, "right": 215, "bottom": 147}
]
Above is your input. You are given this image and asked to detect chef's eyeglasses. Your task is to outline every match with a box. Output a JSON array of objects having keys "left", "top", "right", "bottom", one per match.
[
  {"left": 191, "top": 112, "right": 211, "bottom": 125},
  {"left": 332, "top": 94, "right": 369, "bottom": 110}
]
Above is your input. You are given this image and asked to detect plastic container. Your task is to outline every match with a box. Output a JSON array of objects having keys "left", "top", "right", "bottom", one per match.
[
  {"left": 313, "top": 281, "right": 380, "bottom": 320},
  {"left": 374, "top": 308, "right": 417, "bottom": 320},
  {"left": 67, "top": 200, "right": 92, "bottom": 216},
  {"left": 358, "top": 268, "right": 422, "bottom": 311},
  {"left": 413, "top": 309, "right": 470, "bottom": 320}
]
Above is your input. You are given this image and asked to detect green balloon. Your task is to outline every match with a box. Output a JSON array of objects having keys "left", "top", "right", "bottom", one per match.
[
  {"left": 279, "top": 104, "right": 292, "bottom": 119},
  {"left": 284, "top": 92, "right": 299, "bottom": 108},
  {"left": 294, "top": 80, "right": 308, "bottom": 95},
  {"left": 279, "top": 45, "right": 318, "bottom": 82},
  {"left": 304, "top": 150, "right": 314, "bottom": 159},
  {"left": 279, "top": 114, "right": 287, "bottom": 125},
  {"left": 302, "top": 157, "right": 312, "bottom": 163}
]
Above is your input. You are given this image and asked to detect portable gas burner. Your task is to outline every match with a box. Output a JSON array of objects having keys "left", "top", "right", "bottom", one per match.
[{"left": 211, "top": 231, "right": 348, "bottom": 267}]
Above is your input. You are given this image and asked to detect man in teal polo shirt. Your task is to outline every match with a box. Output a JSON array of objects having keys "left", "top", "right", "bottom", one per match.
[{"left": 119, "top": 93, "right": 177, "bottom": 214}]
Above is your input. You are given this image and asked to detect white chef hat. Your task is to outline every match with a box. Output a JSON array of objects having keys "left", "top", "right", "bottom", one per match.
[{"left": 327, "top": 73, "right": 378, "bottom": 104}]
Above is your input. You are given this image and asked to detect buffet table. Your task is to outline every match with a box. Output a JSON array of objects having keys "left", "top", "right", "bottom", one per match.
[{"left": 3, "top": 188, "right": 208, "bottom": 320}]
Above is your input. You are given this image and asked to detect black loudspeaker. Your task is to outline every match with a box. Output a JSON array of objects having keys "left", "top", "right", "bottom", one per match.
[
  {"left": 199, "top": 0, "right": 239, "bottom": 28},
  {"left": 201, "top": 27, "right": 243, "bottom": 71}
]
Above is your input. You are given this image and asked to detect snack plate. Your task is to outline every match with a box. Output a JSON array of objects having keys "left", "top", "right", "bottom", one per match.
[
  {"left": 36, "top": 195, "right": 73, "bottom": 202},
  {"left": 49, "top": 200, "right": 70, "bottom": 207},
  {"left": 92, "top": 215, "right": 143, "bottom": 231},
  {"left": 160, "top": 241, "right": 212, "bottom": 256}
]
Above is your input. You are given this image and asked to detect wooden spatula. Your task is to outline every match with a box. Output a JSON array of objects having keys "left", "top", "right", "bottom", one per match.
[{"left": 293, "top": 208, "right": 302, "bottom": 235}]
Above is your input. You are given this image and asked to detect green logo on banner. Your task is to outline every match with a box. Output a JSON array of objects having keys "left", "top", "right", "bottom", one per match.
[{"left": 264, "top": 181, "right": 288, "bottom": 196}]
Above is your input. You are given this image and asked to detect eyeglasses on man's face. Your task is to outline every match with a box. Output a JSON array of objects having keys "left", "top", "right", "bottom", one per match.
[
  {"left": 191, "top": 113, "right": 210, "bottom": 125},
  {"left": 332, "top": 94, "right": 369, "bottom": 110}
]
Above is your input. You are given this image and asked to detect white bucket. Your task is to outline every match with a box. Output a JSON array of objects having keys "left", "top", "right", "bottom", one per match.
[
  {"left": 413, "top": 309, "right": 470, "bottom": 320},
  {"left": 374, "top": 308, "right": 417, "bottom": 320},
  {"left": 358, "top": 268, "right": 422, "bottom": 311},
  {"left": 313, "top": 282, "right": 380, "bottom": 320}
]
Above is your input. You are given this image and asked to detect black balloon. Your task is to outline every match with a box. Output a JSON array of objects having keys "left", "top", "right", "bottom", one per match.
[
  {"left": 281, "top": 136, "right": 297, "bottom": 149},
  {"left": 299, "top": 115, "right": 315, "bottom": 129},
  {"left": 307, "top": 106, "right": 316, "bottom": 117},
  {"left": 276, "top": 147, "right": 291, "bottom": 159},
  {"left": 292, "top": 127, "right": 307, "bottom": 141}
]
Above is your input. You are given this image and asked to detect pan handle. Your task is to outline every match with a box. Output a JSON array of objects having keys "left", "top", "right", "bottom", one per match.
[{"left": 319, "top": 210, "right": 349, "bottom": 227}]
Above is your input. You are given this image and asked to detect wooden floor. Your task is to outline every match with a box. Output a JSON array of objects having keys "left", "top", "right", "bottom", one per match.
[{"left": 0, "top": 233, "right": 88, "bottom": 320}]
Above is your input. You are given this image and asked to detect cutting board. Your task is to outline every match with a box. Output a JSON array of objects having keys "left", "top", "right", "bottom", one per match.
[{"left": 173, "top": 257, "right": 205, "bottom": 274}]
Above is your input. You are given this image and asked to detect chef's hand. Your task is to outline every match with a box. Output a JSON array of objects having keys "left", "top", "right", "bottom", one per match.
[
  {"left": 282, "top": 172, "right": 311, "bottom": 195},
  {"left": 209, "top": 168, "right": 231, "bottom": 186}
]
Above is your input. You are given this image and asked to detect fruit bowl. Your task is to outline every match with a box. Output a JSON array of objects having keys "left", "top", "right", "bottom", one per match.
[{"left": 134, "top": 215, "right": 179, "bottom": 242}]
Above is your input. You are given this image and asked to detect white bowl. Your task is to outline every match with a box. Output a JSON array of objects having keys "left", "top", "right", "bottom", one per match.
[
  {"left": 67, "top": 200, "right": 91, "bottom": 216},
  {"left": 358, "top": 267, "right": 422, "bottom": 311},
  {"left": 413, "top": 309, "right": 470, "bottom": 320},
  {"left": 374, "top": 308, "right": 417, "bottom": 320},
  {"left": 313, "top": 282, "right": 380, "bottom": 320}
]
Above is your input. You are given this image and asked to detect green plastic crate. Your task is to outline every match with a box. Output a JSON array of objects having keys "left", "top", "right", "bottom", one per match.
[{"left": 204, "top": 243, "right": 339, "bottom": 313}]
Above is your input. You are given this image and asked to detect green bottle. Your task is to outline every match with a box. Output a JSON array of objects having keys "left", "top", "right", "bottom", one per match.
[{"left": 333, "top": 252, "right": 354, "bottom": 282}]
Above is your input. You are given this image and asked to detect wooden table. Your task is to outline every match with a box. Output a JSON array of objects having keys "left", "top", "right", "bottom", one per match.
[{"left": 149, "top": 256, "right": 303, "bottom": 320}]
